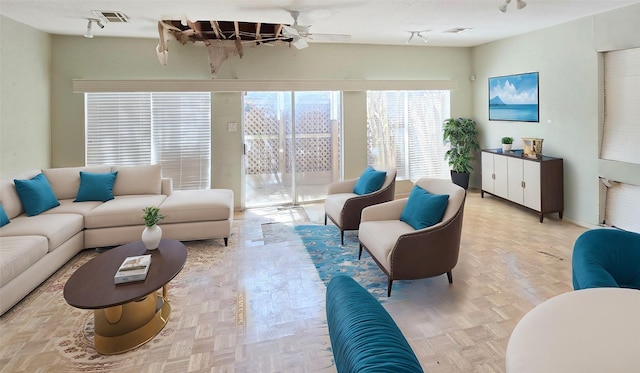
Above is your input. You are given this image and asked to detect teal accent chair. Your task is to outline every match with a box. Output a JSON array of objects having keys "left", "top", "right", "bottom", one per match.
[
  {"left": 324, "top": 167, "right": 396, "bottom": 245},
  {"left": 572, "top": 228, "right": 640, "bottom": 290}
]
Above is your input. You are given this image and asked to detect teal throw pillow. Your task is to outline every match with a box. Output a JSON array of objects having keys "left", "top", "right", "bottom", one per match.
[
  {"left": 14, "top": 173, "right": 60, "bottom": 216},
  {"left": 400, "top": 185, "right": 449, "bottom": 230},
  {"left": 0, "top": 204, "right": 9, "bottom": 227},
  {"left": 75, "top": 171, "right": 118, "bottom": 202},
  {"left": 353, "top": 166, "right": 387, "bottom": 195}
]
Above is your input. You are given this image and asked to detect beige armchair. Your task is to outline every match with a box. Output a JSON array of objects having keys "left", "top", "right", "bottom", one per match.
[
  {"left": 358, "top": 178, "right": 466, "bottom": 296},
  {"left": 324, "top": 166, "right": 396, "bottom": 245}
]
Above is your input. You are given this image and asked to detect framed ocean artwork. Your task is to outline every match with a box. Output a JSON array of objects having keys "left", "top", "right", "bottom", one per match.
[{"left": 489, "top": 72, "right": 539, "bottom": 122}]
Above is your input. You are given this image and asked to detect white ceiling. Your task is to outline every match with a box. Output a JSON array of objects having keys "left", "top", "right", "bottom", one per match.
[{"left": 1, "top": 0, "right": 638, "bottom": 47}]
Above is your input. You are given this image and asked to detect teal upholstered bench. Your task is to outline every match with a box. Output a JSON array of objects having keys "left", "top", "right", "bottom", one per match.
[
  {"left": 326, "top": 275, "right": 424, "bottom": 373},
  {"left": 572, "top": 228, "right": 640, "bottom": 290}
]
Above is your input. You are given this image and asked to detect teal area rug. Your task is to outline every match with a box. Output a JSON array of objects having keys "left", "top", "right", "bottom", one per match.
[{"left": 293, "top": 224, "right": 405, "bottom": 301}]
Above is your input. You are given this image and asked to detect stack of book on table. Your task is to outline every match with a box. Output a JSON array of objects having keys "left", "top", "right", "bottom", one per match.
[{"left": 114, "top": 254, "right": 151, "bottom": 284}]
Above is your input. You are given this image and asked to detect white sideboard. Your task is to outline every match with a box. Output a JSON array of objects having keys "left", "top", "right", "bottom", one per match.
[{"left": 481, "top": 149, "right": 563, "bottom": 222}]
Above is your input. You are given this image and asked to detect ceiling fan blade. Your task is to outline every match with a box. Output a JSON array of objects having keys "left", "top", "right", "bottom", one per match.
[
  {"left": 307, "top": 33, "right": 351, "bottom": 42},
  {"left": 282, "top": 25, "right": 300, "bottom": 37}
]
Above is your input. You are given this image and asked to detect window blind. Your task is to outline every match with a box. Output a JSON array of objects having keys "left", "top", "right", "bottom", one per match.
[
  {"left": 85, "top": 92, "right": 211, "bottom": 190},
  {"left": 85, "top": 93, "right": 152, "bottom": 165},
  {"left": 604, "top": 182, "right": 640, "bottom": 233},
  {"left": 366, "top": 90, "right": 450, "bottom": 181},
  {"left": 406, "top": 91, "right": 451, "bottom": 181},
  {"left": 151, "top": 93, "right": 211, "bottom": 190},
  {"left": 601, "top": 47, "right": 640, "bottom": 164}
]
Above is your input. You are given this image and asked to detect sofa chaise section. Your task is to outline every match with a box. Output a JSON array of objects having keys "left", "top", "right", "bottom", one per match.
[{"left": 159, "top": 189, "right": 234, "bottom": 246}]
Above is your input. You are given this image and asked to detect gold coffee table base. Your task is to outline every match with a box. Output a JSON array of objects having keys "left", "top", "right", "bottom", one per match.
[
  {"left": 64, "top": 241, "right": 187, "bottom": 355},
  {"left": 93, "top": 289, "right": 171, "bottom": 355}
]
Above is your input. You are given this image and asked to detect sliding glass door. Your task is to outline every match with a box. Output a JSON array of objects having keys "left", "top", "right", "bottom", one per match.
[{"left": 243, "top": 91, "right": 342, "bottom": 208}]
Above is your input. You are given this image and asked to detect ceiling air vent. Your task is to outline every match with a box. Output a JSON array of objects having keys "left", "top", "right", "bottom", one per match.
[{"left": 92, "top": 11, "right": 129, "bottom": 23}]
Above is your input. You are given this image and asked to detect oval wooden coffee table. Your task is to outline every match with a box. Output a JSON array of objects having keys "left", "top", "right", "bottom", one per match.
[{"left": 64, "top": 239, "right": 187, "bottom": 355}]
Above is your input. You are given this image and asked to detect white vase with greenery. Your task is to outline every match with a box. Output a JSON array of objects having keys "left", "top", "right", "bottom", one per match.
[{"left": 142, "top": 206, "right": 164, "bottom": 250}]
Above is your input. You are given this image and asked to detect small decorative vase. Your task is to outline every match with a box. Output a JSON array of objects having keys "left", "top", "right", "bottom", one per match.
[
  {"left": 142, "top": 225, "right": 162, "bottom": 250},
  {"left": 502, "top": 143, "right": 512, "bottom": 152}
]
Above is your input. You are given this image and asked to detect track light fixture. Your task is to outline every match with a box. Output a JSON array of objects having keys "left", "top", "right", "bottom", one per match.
[
  {"left": 407, "top": 31, "right": 429, "bottom": 44},
  {"left": 83, "top": 18, "right": 104, "bottom": 38},
  {"left": 498, "top": 0, "right": 527, "bottom": 13},
  {"left": 84, "top": 20, "right": 93, "bottom": 38}
]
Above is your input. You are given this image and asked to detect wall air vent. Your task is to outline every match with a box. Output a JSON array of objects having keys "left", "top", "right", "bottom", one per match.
[
  {"left": 444, "top": 27, "right": 471, "bottom": 34},
  {"left": 92, "top": 11, "right": 129, "bottom": 23}
]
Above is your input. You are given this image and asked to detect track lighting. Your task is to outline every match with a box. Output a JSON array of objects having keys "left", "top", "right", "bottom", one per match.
[
  {"left": 407, "top": 31, "right": 429, "bottom": 44},
  {"left": 499, "top": 0, "right": 527, "bottom": 13},
  {"left": 83, "top": 18, "right": 104, "bottom": 38},
  {"left": 84, "top": 19, "right": 93, "bottom": 38}
]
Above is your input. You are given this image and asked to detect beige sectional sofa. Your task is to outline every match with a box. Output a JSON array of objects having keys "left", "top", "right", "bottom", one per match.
[{"left": 0, "top": 164, "right": 234, "bottom": 315}]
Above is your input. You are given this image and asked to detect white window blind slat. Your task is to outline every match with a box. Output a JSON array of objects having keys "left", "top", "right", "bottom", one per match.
[
  {"left": 407, "top": 91, "right": 451, "bottom": 180},
  {"left": 366, "top": 90, "right": 450, "bottom": 181},
  {"left": 151, "top": 92, "right": 211, "bottom": 190},
  {"left": 85, "top": 92, "right": 211, "bottom": 190},
  {"left": 601, "top": 47, "right": 640, "bottom": 164},
  {"left": 601, "top": 47, "right": 640, "bottom": 233},
  {"left": 605, "top": 182, "right": 640, "bottom": 233},
  {"left": 85, "top": 92, "right": 152, "bottom": 166}
]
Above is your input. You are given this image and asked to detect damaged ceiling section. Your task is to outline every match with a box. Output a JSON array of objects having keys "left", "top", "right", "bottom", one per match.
[
  {"left": 156, "top": 12, "right": 350, "bottom": 78},
  {"left": 157, "top": 20, "right": 293, "bottom": 77}
]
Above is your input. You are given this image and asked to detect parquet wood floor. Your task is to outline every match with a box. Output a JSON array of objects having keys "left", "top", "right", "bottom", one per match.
[{"left": 0, "top": 190, "right": 587, "bottom": 372}]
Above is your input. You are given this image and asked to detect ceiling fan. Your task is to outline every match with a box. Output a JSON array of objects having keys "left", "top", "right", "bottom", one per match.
[{"left": 281, "top": 10, "right": 351, "bottom": 49}]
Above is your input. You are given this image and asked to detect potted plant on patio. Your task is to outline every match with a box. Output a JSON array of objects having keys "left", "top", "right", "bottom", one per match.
[
  {"left": 142, "top": 206, "right": 165, "bottom": 250},
  {"left": 443, "top": 117, "right": 480, "bottom": 189}
]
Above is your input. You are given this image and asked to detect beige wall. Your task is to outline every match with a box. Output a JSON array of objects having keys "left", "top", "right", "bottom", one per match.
[
  {"left": 211, "top": 92, "right": 243, "bottom": 197},
  {"left": 471, "top": 2, "right": 640, "bottom": 226},
  {"left": 48, "top": 37, "right": 472, "bottom": 207},
  {"left": 472, "top": 18, "right": 600, "bottom": 226},
  {"left": 0, "top": 15, "right": 51, "bottom": 176}
]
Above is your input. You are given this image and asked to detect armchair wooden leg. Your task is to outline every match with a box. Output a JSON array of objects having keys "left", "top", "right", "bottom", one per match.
[
  {"left": 341, "top": 231, "right": 344, "bottom": 245},
  {"left": 387, "top": 278, "right": 393, "bottom": 297},
  {"left": 358, "top": 244, "right": 363, "bottom": 259},
  {"left": 224, "top": 237, "right": 228, "bottom": 247},
  {"left": 324, "top": 213, "right": 327, "bottom": 225},
  {"left": 446, "top": 271, "right": 453, "bottom": 284}
]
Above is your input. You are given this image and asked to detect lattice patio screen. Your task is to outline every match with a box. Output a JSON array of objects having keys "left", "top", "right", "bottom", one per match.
[{"left": 244, "top": 92, "right": 339, "bottom": 178}]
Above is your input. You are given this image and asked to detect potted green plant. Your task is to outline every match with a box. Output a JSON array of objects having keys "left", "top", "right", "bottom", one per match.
[
  {"left": 501, "top": 136, "right": 514, "bottom": 152},
  {"left": 142, "top": 206, "right": 165, "bottom": 250},
  {"left": 443, "top": 117, "right": 480, "bottom": 189}
]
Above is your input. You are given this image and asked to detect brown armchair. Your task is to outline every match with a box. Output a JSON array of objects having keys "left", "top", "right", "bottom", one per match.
[
  {"left": 324, "top": 166, "right": 396, "bottom": 245},
  {"left": 358, "top": 178, "right": 466, "bottom": 296}
]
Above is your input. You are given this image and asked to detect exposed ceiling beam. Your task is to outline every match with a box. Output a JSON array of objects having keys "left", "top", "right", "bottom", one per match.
[
  {"left": 187, "top": 20, "right": 202, "bottom": 38},
  {"left": 234, "top": 21, "right": 243, "bottom": 57},
  {"left": 256, "top": 22, "right": 262, "bottom": 44},
  {"left": 211, "top": 21, "right": 224, "bottom": 39},
  {"left": 274, "top": 24, "right": 283, "bottom": 39}
]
